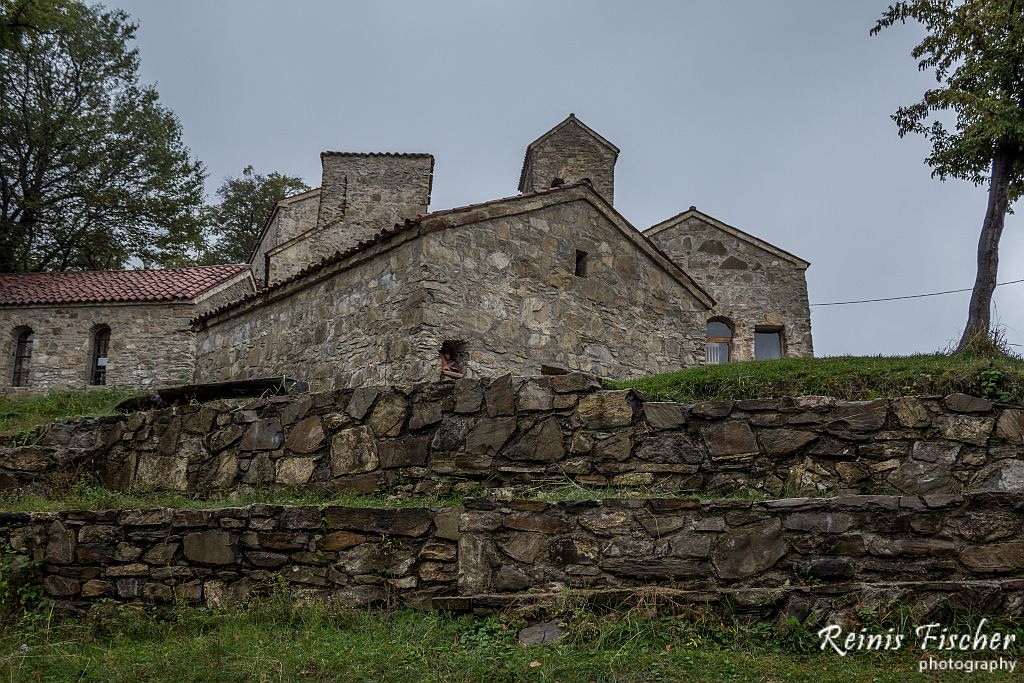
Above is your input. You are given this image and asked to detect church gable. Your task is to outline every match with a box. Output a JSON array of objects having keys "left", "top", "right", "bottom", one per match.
[{"left": 646, "top": 208, "right": 809, "bottom": 271}]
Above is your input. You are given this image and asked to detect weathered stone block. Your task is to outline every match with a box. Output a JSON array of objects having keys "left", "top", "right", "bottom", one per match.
[
  {"left": 944, "top": 393, "right": 993, "bottom": 414},
  {"left": 703, "top": 422, "right": 758, "bottom": 458},
  {"left": 275, "top": 457, "right": 317, "bottom": 486},
  {"left": 758, "top": 429, "right": 817, "bottom": 455},
  {"left": 936, "top": 415, "right": 994, "bottom": 446},
  {"left": 712, "top": 519, "right": 787, "bottom": 579},
  {"left": 183, "top": 530, "right": 236, "bottom": 565},
  {"left": 284, "top": 416, "right": 325, "bottom": 453},
  {"left": 577, "top": 391, "right": 635, "bottom": 429},
  {"left": 241, "top": 418, "right": 283, "bottom": 451},
  {"left": 642, "top": 402, "right": 686, "bottom": 430},
  {"left": 331, "top": 426, "right": 379, "bottom": 475}
]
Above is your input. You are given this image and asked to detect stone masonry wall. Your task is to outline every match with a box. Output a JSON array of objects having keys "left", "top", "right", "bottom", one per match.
[
  {"left": 458, "top": 493, "right": 1024, "bottom": 594},
  {"left": 4, "top": 376, "right": 1024, "bottom": 501},
  {"left": 199, "top": 188, "right": 710, "bottom": 391},
  {"left": 416, "top": 198, "right": 706, "bottom": 380},
  {"left": 0, "top": 275, "right": 253, "bottom": 393},
  {"left": 2, "top": 503, "right": 459, "bottom": 608},
  {"left": 251, "top": 191, "right": 321, "bottom": 287},
  {"left": 195, "top": 234, "right": 428, "bottom": 390},
  {"left": 647, "top": 214, "right": 813, "bottom": 360},
  {"left": 4, "top": 493, "right": 1024, "bottom": 619},
  {"left": 1, "top": 302, "right": 197, "bottom": 393},
  {"left": 521, "top": 121, "right": 616, "bottom": 203}
]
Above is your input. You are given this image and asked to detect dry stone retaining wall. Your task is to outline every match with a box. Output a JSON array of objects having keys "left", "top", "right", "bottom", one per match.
[
  {"left": 456, "top": 493, "right": 1024, "bottom": 595},
  {"left": 4, "top": 493, "right": 1024, "bottom": 622},
  {"left": 2, "top": 503, "right": 459, "bottom": 608},
  {"left": 3, "top": 377, "right": 1024, "bottom": 499}
]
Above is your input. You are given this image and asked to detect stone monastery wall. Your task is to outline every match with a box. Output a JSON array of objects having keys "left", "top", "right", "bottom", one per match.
[
  {"left": 648, "top": 214, "right": 813, "bottom": 361},
  {"left": 195, "top": 192, "right": 710, "bottom": 390},
  {"left": 195, "top": 234, "right": 428, "bottom": 389},
  {"left": 416, "top": 199, "right": 706, "bottom": 379}
]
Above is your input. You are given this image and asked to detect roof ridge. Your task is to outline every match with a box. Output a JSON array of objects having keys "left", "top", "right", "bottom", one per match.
[{"left": 319, "top": 151, "right": 433, "bottom": 158}]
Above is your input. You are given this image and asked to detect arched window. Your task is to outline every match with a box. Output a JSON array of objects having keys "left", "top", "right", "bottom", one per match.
[
  {"left": 705, "top": 319, "right": 732, "bottom": 365},
  {"left": 90, "top": 325, "right": 111, "bottom": 386},
  {"left": 11, "top": 328, "right": 33, "bottom": 387}
]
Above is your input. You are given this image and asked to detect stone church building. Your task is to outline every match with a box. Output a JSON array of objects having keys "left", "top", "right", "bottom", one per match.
[{"left": 2, "top": 115, "right": 812, "bottom": 392}]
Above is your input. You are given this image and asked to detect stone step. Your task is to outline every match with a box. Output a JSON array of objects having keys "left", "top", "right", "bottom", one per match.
[{"left": 438, "top": 580, "right": 1024, "bottom": 624}]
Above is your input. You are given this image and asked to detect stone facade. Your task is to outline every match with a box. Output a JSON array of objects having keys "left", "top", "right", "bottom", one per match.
[
  {"left": 250, "top": 189, "right": 321, "bottom": 287},
  {"left": 647, "top": 209, "right": 813, "bottom": 361},
  {"left": 196, "top": 186, "right": 713, "bottom": 389},
  {"left": 250, "top": 154, "right": 433, "bottom": 287},
  {"left": 518, "top": 114, "right": 618, "bottom": 204},
  {"left": 5, "top": 378, "right": 1024, "bottom": 501},
  {"left": 0, "top": 272, "right": 253, "bottom": 393}
]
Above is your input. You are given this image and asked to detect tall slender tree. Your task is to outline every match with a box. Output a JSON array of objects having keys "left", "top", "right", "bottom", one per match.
[
  {"left": 872, "top": 0, "right": 1024, "bottom": 351},
  {"left": 201, "top": 166, "right": 309, "bottom": 265},
  {"left": 0, "top": 2, "right": 207, "bottom": 272}
]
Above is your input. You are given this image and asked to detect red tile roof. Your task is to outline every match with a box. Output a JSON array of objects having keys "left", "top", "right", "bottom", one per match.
[{"left": 0, "top": 265, "right": 250, "bottom": 306}]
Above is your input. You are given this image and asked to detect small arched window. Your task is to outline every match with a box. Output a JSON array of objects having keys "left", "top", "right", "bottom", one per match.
[
  {"left": 11, "top": 328, "right": 33, "bottom": 387},
  {"left": 705, "top": 319, "right": 732, "bottom": 365},
  {"left": 90, "top": 325, "right": 111, "bottom": 386}
]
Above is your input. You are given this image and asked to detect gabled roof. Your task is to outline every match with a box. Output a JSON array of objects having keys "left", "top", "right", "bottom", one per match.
[
  {"left": 645, "top": 207, "right": 810, "bottom": 269},
  {"left": 0, "top": 264, "right": 251, "bottom": 306},
  {"left": 195, "top": 181, "right": 714, "bottom": 326},
  {"left": 247, "top": 188, "right": 322, "bottom": 264},
  {"left": 518, "top": 114, "right": 620, "bottom": 193}
]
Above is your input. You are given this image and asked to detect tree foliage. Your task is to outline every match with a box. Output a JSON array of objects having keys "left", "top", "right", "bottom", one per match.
[
  {"left": 0, "top": 2, "right": 207, "bottom": 272},
  {"left": 201, "top": 166, "right": 309, "bottom": 265},
  {"left": 0, "top": 0, "right": 79, "bottom": 51},
  {"left": 872, "top": 0, "right": 1024, "bottom": 349}
]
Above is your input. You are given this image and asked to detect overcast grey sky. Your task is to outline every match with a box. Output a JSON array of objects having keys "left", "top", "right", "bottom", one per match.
[{"left": 108, "top": 0, "right": 1024, "bottom": 358}]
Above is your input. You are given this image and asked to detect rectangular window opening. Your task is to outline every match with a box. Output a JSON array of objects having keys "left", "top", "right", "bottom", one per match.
[
  {"left": 574, "top": 250, "right": 589, "bottom": 277},
  {"left": 754, "top": 328, "right": 784, "bottom": 361}
]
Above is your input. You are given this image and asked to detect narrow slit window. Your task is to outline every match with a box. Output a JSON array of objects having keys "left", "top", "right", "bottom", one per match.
[
  {"left": 575, "top": 250, "right": 589, "bottom": 277},
  {"left": 11, "top": 328, "right": 33, "bottom": 387},
  {"left": 90, "top": 325, "right": 111, "bottom": 385},
  {"left": 754, "top": 329, "right": 783, "bottom": 361},
  {"left": 705, "top": 320, "right": 732, "bottom": 365}
]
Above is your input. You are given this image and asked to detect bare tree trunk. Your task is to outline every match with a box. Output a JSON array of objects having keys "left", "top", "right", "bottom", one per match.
[{"left": 955, "top": 145, "right": 1015, "bottom": 352}]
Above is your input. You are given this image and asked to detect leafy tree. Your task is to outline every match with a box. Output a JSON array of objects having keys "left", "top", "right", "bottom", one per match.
[
  {"left": 872, "top": 1, "right": 1024, "bottom": 352},
  {"left": 201, "top": 166, "right": 309, "bottom": 265},
  {"left": 0, "top": 0, "right": 79, "bottom": 51},
  {"left": 0, "top": 2, "right": 207, "bottom": 272}
]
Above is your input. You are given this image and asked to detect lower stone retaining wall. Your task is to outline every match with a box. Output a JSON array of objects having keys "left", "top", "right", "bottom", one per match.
[
  {"left": 3, "top": 376, "right": 1024, "bottom": 499},
  {"left": 457, "top": 493, "right": 1024, "bottom": 595},
  {"left": 3, "top": 493, "right": 1024, "bottom": 621},
  {"left": 2, "top": 504, "right": 460, "bottom": 608}
]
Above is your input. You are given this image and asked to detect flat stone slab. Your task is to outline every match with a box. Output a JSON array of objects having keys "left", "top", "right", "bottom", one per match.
[{"left": 116, "top": 377, "right": 309, "bottom": 412}]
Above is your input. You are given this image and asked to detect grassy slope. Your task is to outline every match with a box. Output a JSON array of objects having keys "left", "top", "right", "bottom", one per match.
[
  {"left": 0, "top": 388, "right": 137, "bottom": 437},
  {"left": 3, "top": 600, "right": 1019, "bottom": 683},
  {"left": 609, "top": 353, "right": 1024, "bottom": 404}
]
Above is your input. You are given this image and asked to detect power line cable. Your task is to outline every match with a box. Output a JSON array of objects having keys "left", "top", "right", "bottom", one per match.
[{"left": 810, "top": 278, "right": 1024, "bottom": 307}]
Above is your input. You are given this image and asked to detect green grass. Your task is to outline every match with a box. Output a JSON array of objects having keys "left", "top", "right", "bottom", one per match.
[
  {"left": 0, "top": 388, "right": 138, "bottom": 437},
  {"left": 2, "top": 597, "right": 1021, "bottom": 682},
  {"left": 0, "top": 482, "right": 772, "bottom": 514},
  {"left": 609, "top": 353, "right": 1024, "bottom": 404}
]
